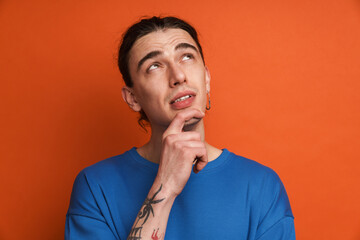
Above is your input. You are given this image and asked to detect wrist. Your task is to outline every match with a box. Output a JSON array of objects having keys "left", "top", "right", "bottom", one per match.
[{"left": 151, "top": 177, "right": 178, "bottom": 203}]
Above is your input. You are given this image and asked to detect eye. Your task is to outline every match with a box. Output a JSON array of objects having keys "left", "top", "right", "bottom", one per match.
[
  {"left": 147, "top": 63, "right": 160, "bottom": 72},
  {"left": 182, "top": 53, "right": 194, "bottom": 61}
]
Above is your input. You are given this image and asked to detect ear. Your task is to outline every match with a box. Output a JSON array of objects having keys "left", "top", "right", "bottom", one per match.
[
  {"left": 121, "top": 86, "right": 142, "bottom": 112},
  {"left": 205, "top": 66, "right": 211, "bottom": 93}
]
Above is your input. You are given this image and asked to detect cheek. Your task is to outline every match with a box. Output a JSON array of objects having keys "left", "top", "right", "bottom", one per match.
[
  {"left": 135, "top": 86, "right": 165, "bottom": 108},
  {"left": 185, "top": 64, "right": 206, "bottom": 81}
]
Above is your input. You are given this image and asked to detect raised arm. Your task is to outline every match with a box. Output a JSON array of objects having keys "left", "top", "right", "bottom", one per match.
[{"left": 127, "top": 109, "right": 208, "bottom": 240}]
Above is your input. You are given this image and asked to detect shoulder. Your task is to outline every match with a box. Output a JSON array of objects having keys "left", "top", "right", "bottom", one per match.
[
  {"left": 225, "top": 149, "right": 281, "bottom": 183},
  {"left": 226, "top": 150, "right": 294, "bottom": 235},
  {"left": 224, "top": 150, "right": 290, "bottom": 207},
  {"left": 67, "top": 148, "right": 136, "bottom": 213},
  {"left": 69, "top": 148, "right": 140, "bottom": 201},
  {"left": 80, "top": 148, "right": 138, "bottom": 180}
]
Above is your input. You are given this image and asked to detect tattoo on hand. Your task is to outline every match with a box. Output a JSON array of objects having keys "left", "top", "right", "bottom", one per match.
[{"left": 127, "top": 185, "right": 165, "bottom": 240}]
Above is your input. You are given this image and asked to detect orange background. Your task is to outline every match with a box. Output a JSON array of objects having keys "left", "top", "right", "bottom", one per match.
[{"left": 1, "top": 0, "right": 360, "bottom": 239}]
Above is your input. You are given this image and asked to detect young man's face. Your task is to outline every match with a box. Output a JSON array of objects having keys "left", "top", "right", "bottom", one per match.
[{"left": 124, "top": 28, "right": 210, "bottom": 129}]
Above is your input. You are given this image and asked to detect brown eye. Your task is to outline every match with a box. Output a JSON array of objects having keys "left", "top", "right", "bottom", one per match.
[{"left": 182, "top": 54, "right": 194, "bottom": 61}]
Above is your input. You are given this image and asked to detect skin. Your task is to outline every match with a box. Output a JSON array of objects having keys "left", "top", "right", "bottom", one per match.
[
  {"left": 124, "top": 29, "right": 209, "bottom": 127},
  {"left": 122, "top": 28, "right": 222, "bottom": 239}
]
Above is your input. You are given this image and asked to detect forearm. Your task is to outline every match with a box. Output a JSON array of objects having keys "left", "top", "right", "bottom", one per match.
[
  {"left": 127, "top": 179, "right": 176, "bottom": 240},
  {"left": 127, "top": 110, "right": 208, "bottom": 239}
]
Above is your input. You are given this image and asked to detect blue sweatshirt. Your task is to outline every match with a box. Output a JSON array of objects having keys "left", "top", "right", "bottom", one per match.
[{"left": 66, "top": 148, "right": 295, "bottom": 239}]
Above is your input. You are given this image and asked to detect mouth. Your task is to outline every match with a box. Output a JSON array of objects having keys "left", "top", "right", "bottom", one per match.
[
  {"left": 170, "top": 94, "right": 193, "bottom": 104},
  {"left": 170, "top": 91, "right": 196, "bottom": 110}
]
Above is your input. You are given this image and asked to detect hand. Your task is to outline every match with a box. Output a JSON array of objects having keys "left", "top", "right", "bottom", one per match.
[{"left": 156, "top": 108, "right": 208, "bottom": 197}]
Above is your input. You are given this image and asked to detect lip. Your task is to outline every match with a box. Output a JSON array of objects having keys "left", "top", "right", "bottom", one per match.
[
  {"left": 170, "top": 90, "right": 196, "bottom": 110},
  {"left": 170, "top": 90, "right": 197, "bottom": 104}
]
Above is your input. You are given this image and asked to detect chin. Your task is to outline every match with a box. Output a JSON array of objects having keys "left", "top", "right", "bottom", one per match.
[{"left": 183, "top": 117, "right": 202, "bottom": 131}]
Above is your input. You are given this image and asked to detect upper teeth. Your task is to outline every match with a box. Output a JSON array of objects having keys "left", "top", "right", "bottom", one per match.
[{"left": 174, "top": 95, "right": 191, "bottom": 103}]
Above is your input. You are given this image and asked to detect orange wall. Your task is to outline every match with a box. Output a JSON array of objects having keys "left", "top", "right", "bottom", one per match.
[{"left": 1, "top": 0, "right": 360, "bottom": 239}]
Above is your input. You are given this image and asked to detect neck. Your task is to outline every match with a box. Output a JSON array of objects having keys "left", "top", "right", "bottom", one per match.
[{"left": 137, "top": 119, "right": 221, "bottom": 164}]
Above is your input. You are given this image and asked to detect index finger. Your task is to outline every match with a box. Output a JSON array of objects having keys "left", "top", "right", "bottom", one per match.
[{"left": 164, "top": 108, "right": 205, "bottom": 136}]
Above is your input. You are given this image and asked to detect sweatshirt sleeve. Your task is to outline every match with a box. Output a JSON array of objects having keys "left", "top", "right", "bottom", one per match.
[
  {"left": 65, "top": 170, "right": 119, "bottom": 240},
  {"left": 255, "top": 169, "right": 296, "bottom": 240},
  {"left": 256, "top": 217, "right": 295, "bottom": 240}
]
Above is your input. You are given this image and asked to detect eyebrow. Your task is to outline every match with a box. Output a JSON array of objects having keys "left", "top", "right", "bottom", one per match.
[
  {"left": 136, "top": 43, "right": 199, "bottom": 71},
  {"left": 175, "top": 42, "right": 198, "bottom": 52},
  {"left": 137, "top": 50, "right": 162, "bottom": 71}
]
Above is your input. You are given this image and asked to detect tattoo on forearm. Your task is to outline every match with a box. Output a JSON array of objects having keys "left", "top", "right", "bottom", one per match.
[
  {"left": 151, "top": 228, "right": 161, "bottom": 240},
  {"left": 127, "top": 185, "right": 165, "bottom": 240}
]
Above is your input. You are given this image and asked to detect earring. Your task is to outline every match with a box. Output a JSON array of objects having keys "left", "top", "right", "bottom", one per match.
[{"left": 206, "top": 92, "right": 211, "bottom": 110}]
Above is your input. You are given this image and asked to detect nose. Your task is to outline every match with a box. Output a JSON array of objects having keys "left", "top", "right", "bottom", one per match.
[{"left": 168, "top": 63, "right": 186, "bottom": 87}]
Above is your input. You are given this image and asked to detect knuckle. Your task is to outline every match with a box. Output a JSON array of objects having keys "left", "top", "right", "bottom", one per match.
[
  {"left": 174, "top": 141, "right": 183, "bottom": 149},
  {"left": 193, "top": 132, "right": 201, "bottom": 140},
  {"left": 163, "top": 134, "right": 174, "bottom": 145},
  {"left": 181, "top": 146, "right": 189, "bottom": 153},
  {"left": 162, "top": 134, "right": 168, "bottom": 142},
  {"left": 181, "top": 147, "right": 192, "bottom": 157}
]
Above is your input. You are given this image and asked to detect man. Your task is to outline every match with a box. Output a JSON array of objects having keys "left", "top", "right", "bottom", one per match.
[{"left": 66, "top": 16, "right": 295, "bottom": 239}]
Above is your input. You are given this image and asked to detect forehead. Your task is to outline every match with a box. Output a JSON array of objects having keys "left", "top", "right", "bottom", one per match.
[{"left": 129, "top": 28, "right": 198, "bottom": 63}]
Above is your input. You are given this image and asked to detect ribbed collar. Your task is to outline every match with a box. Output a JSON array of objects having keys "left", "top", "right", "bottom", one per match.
[{"left": 128, "top": 147, "right": 231, "bottom": 174}]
